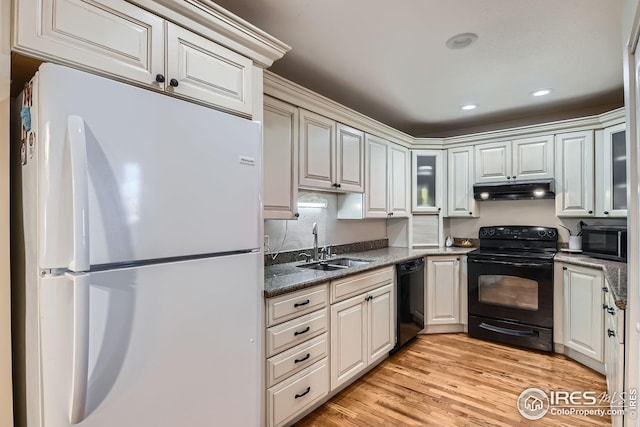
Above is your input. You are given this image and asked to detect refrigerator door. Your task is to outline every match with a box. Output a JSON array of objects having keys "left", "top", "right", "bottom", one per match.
[
  {"left": 38, "top": 252, "right": 261, "bottom": 427},
  {"left": 32, "top": 64, "right": 261, "bottom": 270}
]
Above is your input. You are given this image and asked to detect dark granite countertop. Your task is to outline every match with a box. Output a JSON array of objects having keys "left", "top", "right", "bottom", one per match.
[
  {"left": 554, "top": 253, "right": 627, "bottom": 310},
  {"left": 264, "top": 246, "right": 474, "bottom": 298}
]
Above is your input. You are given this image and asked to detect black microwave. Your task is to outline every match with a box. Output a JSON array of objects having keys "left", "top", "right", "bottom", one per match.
[{"left": 581, "top": 225, "right": 627, "bottom": 262}]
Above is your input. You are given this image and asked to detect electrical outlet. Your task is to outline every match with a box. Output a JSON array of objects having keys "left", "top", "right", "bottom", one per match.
[{"left": 264, "top": 235, "right": 269, "bottom": 247}]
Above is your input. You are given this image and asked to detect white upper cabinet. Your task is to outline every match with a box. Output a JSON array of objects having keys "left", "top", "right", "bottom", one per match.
[
  {"left": 475, "top": 136, "right": 553, "bottom": 183},
  {"left": 555, "top": 131, "right": 595, "bottom": 217},
  {"left": 335, "top": 124, "right": 365, "bottom": 192},
  {"left": 299, "top": 110, "right": 364, "bottom": 192},
  {"left": 166, "top": 23, "right": 253, "bottom": 115},
  {"left": 475, "top": 142, "right": 511, "bottom": 183},
  {"left": 263, "top": 96, "right": 299, "bottom": 220},
  {"left": 364, "top": 134, "right": 389, "bottom": 217},
  {"left": 596, "top": 123, "right": 627, "bottom": 217},
  {"left": 388, "top": 144, "right": 411, "bottom": 217},
  {"left": 13, "top": 0, "right": 258, "bottom": 116},
  {"left": 299, "top": 109, "right": 335, "bottom": 189},
  {"left": 512, "top": 135, "right": 554, "bottom": 180},
  {"left": 412, "top": 150, "right": 445, "bottom": 214},
  {"left": 447, "top": 146, "right": 477, "bottom": 217},
  {"left": 14, "top": 0, "right": 164, "bottom": 85}
]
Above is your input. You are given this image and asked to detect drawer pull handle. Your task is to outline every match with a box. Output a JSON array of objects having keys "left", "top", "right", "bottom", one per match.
[
  {"left": 294, "top": 326, "right": 310, "bottom": 336},
  {"left": 608, "top": 329, "right": 616, "bottom": 337},
  {"left": 295, "top": 387, "right": 311, "bottom": 399},
  {"left": 607, "top": 307, "right": 616, "bottom": 315},
  {"left": 294, "top": 353, "right": 311, "bottom": 364},
  {"left": 294, "top": 300, "right": 310, "bottom": 308}
]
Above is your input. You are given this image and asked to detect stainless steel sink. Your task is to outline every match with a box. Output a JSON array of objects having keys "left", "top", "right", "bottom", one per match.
[
  {"left": 296, "top": 258, "right": 372, "bottom": 271},
  {"left": 325, "top": 258, "right": 372, "bottom": 267}
]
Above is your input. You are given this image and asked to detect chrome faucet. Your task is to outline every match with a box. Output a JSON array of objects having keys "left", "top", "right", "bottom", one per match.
[{"left": 312, "top": 222, "right": 319, "bottom": 261}]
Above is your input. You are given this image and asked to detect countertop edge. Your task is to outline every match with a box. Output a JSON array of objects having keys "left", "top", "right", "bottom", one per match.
[{"left": 264, "top": 247, "right": 473, "bottom": 298}]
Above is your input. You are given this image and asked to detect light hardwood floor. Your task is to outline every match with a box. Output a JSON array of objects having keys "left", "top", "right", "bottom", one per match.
[{"left": 295, "top": 334, "right": 610, "bottom": 427}]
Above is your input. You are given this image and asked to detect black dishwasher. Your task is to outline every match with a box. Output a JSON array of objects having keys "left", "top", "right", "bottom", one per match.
[{"left": 391, "top": 258, "right": 425, "bottom": 353}]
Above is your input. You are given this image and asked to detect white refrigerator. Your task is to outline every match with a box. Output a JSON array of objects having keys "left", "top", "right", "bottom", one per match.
[{"left": 13, "top": 64, "right": 263, "bottom": 427}]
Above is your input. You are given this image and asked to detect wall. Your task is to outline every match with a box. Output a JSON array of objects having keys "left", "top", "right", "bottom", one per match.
[
  {"left": 447, "top": 199, "right": 626, "bottom": 243},
  {"left": 0, "top": 0, "right": 13, "bottom": 424},
  {"left": 264, "top": 190, "right": 387, "bottom": 254}
]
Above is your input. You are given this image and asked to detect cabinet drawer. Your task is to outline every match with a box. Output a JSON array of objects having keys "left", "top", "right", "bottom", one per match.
[
  {"left": 331, "top": 267, "right": 394, "bottom": 303},
  {"left": 267, "top": 358, "right": 329, "bottom": 427},
  {"left": 14, "top": 0, "right": 164, "bottom": 85},
  {"left": 267, "top": 333, "right": 328, "bottom": 388},
  {"left": 267, "top": 285, "right": 328, "bottom": 327},
  {"left": 266, "top": 309, "right": 327, "bottom": 357}
]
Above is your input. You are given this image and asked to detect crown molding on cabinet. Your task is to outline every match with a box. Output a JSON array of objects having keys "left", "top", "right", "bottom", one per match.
[
  {"left": 264, "top": 71, "right": 422, "bottom": 148},
  {"left": 264, "top": 71, "right": 625, "bottom": 149},
  {"left": 129, "top": 0, "right": 290, "bottom": 68}
]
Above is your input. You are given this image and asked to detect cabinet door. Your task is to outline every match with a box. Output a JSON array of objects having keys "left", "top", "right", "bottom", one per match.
[
  {"left": 166, "top": 23, "right": 253, "bottom": 116},
  {"left": 364, "top": 134, "right": 389, "bottom": 218},
  {"left": 555, "top": 131, "right": 594, "bottom": 217},
  {"left": 426, "top": 256, "right": 460, "bottom": 325},
  {"left": 330, "top": 295, "right": 367, "bottom": 390},
  {"left": 263, "top": 97, "right": 298, "bottom": 220},
  {"left": 474, "top": 141, "right": 511, "bottom": 183},
  {"left": 596, "top": 124, "right": 627, "bottom": 217},
  {"left": 412, "top": 150, "right": 444, "bottom": 213},
  {"left": 563, "top": 265, "right": 603, "bottom": 362},
  {"left": 512, "top": 135, "right": 554, "bottom": 180},
  {"left": 13, "top": 0, "right": 164, "bottom": 85},
  {"left": 299, "top": 110, "right": 335, "bottom": 190},
  {"left": 388, "top": 144, "right": 410, "bottom": 217},
  {"left": 447, "top": 146, "right": 477, "bottom": 217},
  {"left": 335, "top": 124, "right": 364, "bottom": 192},
  {"left": 367, "top": 284, "right": 395, "bottom": 364}
]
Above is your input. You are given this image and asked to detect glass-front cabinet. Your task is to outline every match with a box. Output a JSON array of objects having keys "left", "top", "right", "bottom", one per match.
[
  {"left": 412, "top": 150, "right": 445, "bottom": 213},
  {"left": 596, "top": 123, "right": 627, "bottom": 217}
]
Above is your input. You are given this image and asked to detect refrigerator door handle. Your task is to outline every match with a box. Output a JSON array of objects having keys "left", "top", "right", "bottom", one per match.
[
  {"left": 67, "top": 115, "right": 90, "bottom": 272},
  {"left": 67, "top": 272, "right": 90, "bottom": 424}
]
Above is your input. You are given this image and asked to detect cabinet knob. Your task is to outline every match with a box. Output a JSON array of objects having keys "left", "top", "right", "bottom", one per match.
[
  {"left": 512, "top": 176, "right": 516, "bottom": 179},
  {"left": 602, "top": 287, "right": 608, "bottom": 292},
  {"left": 155, "top": 74, "right": 165, "bottom": 83},
  {"left": 562, "top": 266, "right": 567, "bottom": 270},
  {"left": 169, "top": 78, "right": 179, "bottom": 87},
  {"left": 607, "top": 307, "right": 616, "bottom": 315},
  {"left": 337, "top": 183, "right": 341, "bottom": 188},
  {"left": 604, "top": 211, "right": 609, "bottom": 215},
  {"left": 469, "top": 212, "right": 473, "bottom": 216},
  {"left": 588, "top": 210, "right": 593, "bottom": 214},
  {"left": 603, "top": 303, "right": 609, "bottom": 310},
  {"left": 506, "top": 176, "right": 511, "bottom": 179},
  {"left": 331, "top": 183, "right": 338, "bottom": 188},
  {"left": 438, "top": 207, "right": 441, "bottom": 212},
  {"left": 294, "top": 213, "right": 300, "bottom": 218},
  {"left": 608, "top": 329, "right": 616, "bottom": 337},
  {"left": 389, "top": 212, "right": 394, "bottom": 216}
]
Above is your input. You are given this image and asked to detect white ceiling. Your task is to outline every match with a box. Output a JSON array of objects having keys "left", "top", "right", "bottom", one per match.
[{"left": 213, "top": 0, "right": 624, "bottom": 137}]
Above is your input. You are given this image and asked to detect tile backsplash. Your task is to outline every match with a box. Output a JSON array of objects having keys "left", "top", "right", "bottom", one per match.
[{"left": 264, "top": 190, "right": 387, "bottom": 255}]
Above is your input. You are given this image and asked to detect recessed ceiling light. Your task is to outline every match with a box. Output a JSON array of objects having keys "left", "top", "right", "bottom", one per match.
[
  {"left": 445, "top": 33, "right": 479, "bottom": 50},
  {"left": 461, "top": 104, "right": 477, "bottom": 111},
  {"left": 531, "top": 89, "right": 552, "bottom": 97}
]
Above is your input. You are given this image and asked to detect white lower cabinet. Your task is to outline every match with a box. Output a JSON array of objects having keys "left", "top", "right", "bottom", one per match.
[
  {"left": 603, "top": 285, "right": 625, "bottom": 427},
  {"left": 424, "top": 255, "right": 466, "bottom": 333},
  {"left": 265, "top": 284, "right": 329, "bottom": 427},
  {"left": 330, "top": 268, "right": 395, "bottom": 391},
  {"left": 561, "top": 264, "right": 604, "bottom": 365},
  {"left": 267, "top": 358, "right": 329, "bottom": 427}
]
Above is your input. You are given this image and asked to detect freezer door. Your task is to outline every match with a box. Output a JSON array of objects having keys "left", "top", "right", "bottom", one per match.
[
  {"left": 32, "top": 64, "right": 261, "bottom": 269},
  {"left": 37, "top": 252, "right": 261, "bottom": 427}
]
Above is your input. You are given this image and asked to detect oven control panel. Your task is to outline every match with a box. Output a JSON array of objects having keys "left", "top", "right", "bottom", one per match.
[{"left": 479, "top": 226, "right": 558, "bottom": 240}]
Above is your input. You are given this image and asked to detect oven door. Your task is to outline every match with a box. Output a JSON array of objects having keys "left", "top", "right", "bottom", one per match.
[{"left": 467, "top": 257, "right": 554, "bottom": 328}]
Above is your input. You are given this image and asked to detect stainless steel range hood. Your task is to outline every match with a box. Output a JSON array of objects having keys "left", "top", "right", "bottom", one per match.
[{"left": 473, "top": 179, "right": 555, "bottom": 201}]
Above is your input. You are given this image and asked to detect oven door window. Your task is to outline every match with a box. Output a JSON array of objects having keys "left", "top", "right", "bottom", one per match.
[{"left": 478, "top": 274, "right": 538, "bottom": 311}]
